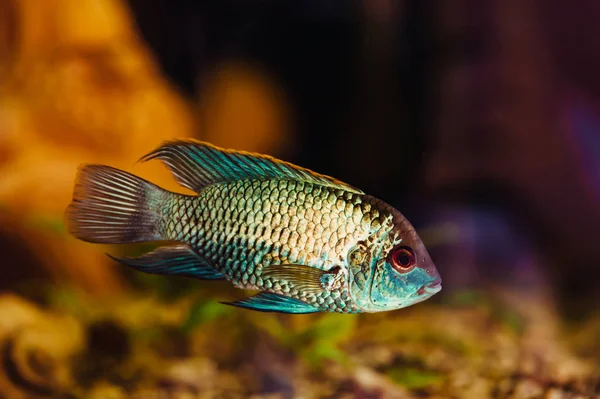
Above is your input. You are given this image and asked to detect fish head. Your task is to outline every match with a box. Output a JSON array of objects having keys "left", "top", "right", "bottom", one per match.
[{"left": 347, "top": 208, "right": 442, "bottom": 312}]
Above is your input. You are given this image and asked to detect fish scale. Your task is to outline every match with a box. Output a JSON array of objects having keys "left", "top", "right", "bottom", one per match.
[
  {"left": 66, "top": 140, "right": 442, "bottom": 313},
  {"left": 161, "top": 178, "right": 375, "bottom": 313}
]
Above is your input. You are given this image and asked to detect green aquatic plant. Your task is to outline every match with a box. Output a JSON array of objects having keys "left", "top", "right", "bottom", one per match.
[
  {"left": 181, "top": 298, "right": 232, "bottom": 333},
  {"left": 386, "top": 366, "right": 445, "bottom": 389},
  {"left": 242, "top": 312, "right": 358, "bottom": 370}
]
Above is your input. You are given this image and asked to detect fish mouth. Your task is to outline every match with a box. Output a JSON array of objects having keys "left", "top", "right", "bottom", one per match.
[{"left": 417, "top": 281, "right": 442, "bottom": 296}]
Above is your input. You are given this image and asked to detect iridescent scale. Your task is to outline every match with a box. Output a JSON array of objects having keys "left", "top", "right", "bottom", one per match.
[{"left": 161, "top": 179, "right": 389, "bottom": 313}]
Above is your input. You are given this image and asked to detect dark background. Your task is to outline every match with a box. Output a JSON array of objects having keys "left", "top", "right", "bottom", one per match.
[{"left": 124, "top": 0, "right": 600, "bottom": 316}]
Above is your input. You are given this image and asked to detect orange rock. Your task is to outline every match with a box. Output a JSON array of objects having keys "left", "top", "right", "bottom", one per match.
[
  {"left": 0, "top": 0, "right": 197, "bottom": 294},
  {"left": 0, "top": 0, "right": 293, "bottom": 296},
  {"left": 197, "top": 61, "right": 294, "bottom": 156}
]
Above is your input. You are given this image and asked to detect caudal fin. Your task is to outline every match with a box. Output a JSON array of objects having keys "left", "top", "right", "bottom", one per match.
[{"left": 65, "top": 165, "right": 168, "bottom": 244}]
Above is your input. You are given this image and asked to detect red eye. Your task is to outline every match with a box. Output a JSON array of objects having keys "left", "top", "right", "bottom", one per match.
[{"left": 390, "top": 246, "right": 416, "bottom": 272}]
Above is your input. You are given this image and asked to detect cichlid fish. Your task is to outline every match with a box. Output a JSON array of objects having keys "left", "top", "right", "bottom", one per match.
[{"left": 66, "top": 140, "right": 442, "bottom": 313}]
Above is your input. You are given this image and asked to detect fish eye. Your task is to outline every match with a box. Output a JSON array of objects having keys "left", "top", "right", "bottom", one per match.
[{"left": 389, "top": 246, "right": 416, "bottom": 273}]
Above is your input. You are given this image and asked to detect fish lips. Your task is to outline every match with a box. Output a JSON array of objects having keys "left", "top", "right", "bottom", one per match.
[{"left": 417, "top": 280, "right": 442, "bottom": 297}]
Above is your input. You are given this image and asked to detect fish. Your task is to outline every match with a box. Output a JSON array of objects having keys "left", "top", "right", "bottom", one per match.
[{"left": 65, "top": 140, "right": 442, "bottom": 314}]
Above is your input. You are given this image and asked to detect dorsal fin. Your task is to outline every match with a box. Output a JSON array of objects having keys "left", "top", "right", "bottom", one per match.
[{"left": 140, "top": 139, "right": 364, "bottom": 194}]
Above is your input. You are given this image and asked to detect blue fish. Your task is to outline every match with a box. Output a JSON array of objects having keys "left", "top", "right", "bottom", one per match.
[{"left": 66, "top": 140, "right": 442, "bottom": 313}]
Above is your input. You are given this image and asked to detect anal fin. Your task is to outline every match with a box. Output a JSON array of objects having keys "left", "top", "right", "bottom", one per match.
[
  {"left": 222, "top": 292, "right": 320, "bottom": 314},
  {"left": 108, "top": 244, "right": 225, "bottom": 280}
]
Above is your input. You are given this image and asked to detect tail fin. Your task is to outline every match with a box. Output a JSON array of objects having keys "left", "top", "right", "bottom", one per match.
[{"left": 65, "top": 165, "right": 168, "bottom": 244}]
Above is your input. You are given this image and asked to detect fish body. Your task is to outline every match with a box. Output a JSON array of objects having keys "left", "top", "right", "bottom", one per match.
[{"left": 66, "top": 140, "right": 441, "bottom": 313}]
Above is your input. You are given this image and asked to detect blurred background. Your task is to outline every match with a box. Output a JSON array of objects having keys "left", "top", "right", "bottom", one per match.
[{"left": 0, "top": 0, "right": 599, "bottom": 398}]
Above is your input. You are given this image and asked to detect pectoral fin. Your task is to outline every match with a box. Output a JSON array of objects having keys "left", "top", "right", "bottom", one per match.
[
  {"left": 261, "top": 264, "right": 332, "bottom": 294},
  {"left": 222, "top": 292, "right": 320, "bottom": 314},
  {"left": 108, "top": 244, "right": 225, "bottom": 280}
]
